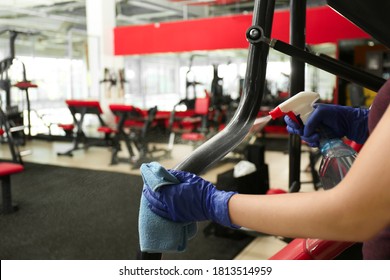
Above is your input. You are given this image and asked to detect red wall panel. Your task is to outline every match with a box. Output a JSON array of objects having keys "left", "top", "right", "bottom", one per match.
[
  {"left": 114, "top": 6, "right": 370, "bottom": 56},
  {"left": 114, "top": 14, "right": 252, "bottom": 55}
]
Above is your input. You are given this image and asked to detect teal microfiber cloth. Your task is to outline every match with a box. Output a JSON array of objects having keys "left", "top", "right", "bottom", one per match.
[{"left": 138, "top": 162, "right": 197, "bottom": 253}]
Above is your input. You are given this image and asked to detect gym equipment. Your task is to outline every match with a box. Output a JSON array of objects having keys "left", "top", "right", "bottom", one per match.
[
  {"left": 180, "top": 93, "right": 211, "bottom": 148},
  {"left": 12, "top": 62, "right": 38, "bottom": 139},
  {"left": 0, "top": 30, "right": 35, "bottom": 162},
  {"left": 0, "top": 162, "right": 24, "bottom": 214},
  {"left": 182, "top": 54, "right": 207, "bottom": 109},
  {"left": 0, "top": 107, "right": 24, "bottom": 164},
  {"left": 139, "top": 0, "right": 388, "bottom": 260},
  {"left": 106, "top": 104, "right": 171, "bottom": 168},
  {"left": 168, "top": 92, "right": 206, "bottom": 146},
  {"left": 57, "top": 100, "right": 111, "bottom": 156},
  {"left": 168, "top": 107, "right": 197, "bottom": 135},
  {"left": 169, "top": 89, "right": 229, "bottom": 150},
  {"left": 210, "top": 64, "right": 224, "bottom": 108}
]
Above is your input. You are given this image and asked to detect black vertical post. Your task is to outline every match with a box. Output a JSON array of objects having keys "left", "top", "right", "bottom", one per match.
[
  {"left": 6, "top": 31, "right": 18, "bottom": 109},
  {"left": 9, "top": 31, "right": 17, "bottom": 60},
  {"left": 288, "top": 0, "right": 306, "bottom": 192},
  {"left": 2, "top": 176, "right": 13, "bottom": 214}
]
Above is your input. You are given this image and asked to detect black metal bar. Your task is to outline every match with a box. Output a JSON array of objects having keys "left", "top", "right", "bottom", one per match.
[
  {"left": 0, "top": 108, "right": 22, "bottom": 164},
  {"left": 1, "top": 176, "right": 13, "bottom": 214},
  {"left": 288, "top": 0, "right": 306, "bottom": 193},
  {"left": 5, "top": 31, "right": 18, "bottom": 108},
  {"left": 9, "top": 31, "right": 17, "bottom": 59},
  {"left": 271, "top": 40, "right": 386, "bottom": 92}
]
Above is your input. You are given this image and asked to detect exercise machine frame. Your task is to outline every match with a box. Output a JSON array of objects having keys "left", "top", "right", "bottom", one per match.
[
  {"left": 139, "top": 0, "right": 387, "bottom": 260},
  {"left": 0, "top": 30, "right": 35, "bottom": 163}
]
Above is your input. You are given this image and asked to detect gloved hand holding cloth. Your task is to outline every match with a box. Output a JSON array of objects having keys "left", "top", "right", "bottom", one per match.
[
  {"left": 142, "top": 164, "right": 239, "bottom": 229},
  {"left": 284, "top": 104, "right": 369, "bottom": 147}
]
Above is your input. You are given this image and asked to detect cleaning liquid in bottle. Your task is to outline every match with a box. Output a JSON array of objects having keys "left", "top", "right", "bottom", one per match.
[{"left": 318, "top": 138, "right": 357, "bottom": 190}]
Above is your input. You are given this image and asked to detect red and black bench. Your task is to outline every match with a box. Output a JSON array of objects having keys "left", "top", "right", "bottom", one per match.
[
  {"left": 57, "top": 100, "right": 112, "bottom": 156},
  {"left": 107, "top": 104, "right": 170, "bottom": 167}
]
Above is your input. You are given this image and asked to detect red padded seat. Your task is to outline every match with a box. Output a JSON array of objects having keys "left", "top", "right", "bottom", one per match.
[
  {"left": 65, "top": 100, "right": 103, "bottom": 114},
  {"left": 98, "top": 126, "right": 118, "bottom": 134},
  {"left": 0, "top": 163, "right": 24, "bottom": 176},
  {"left": 58, "top": 124, "right": 74, "bottom": 131},
  {"left": 109, "top": 104, "right": 147, "bottom": 128},
  {"left": 13, "top": 81, "right": 38, "bottom": 89},
  {"left": 0, "top": 162, "right": 24, "bottom": 214}
]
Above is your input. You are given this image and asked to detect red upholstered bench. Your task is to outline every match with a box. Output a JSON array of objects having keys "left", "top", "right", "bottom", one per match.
[
  {"left": 0, "top": 162, "right": 24, "bottom": 214},
  {"left": 107, "top": 104, "right": 171, "bottom": 166},
  {"left": 108, "top": 104, "right": 153, "bottom": 165},
  {"left": 57, "top": 100, "right": 111, "bottom": 156},
  {"left": 269, "top": 238, "right": 355, "bottom": 260},
  {"left": 109, "top": 104, "right": 147, "bottom": 128}
]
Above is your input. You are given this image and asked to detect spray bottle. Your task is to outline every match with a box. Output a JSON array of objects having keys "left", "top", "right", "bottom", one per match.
[{"left": 268, "top": 91, "right": 357, "bottom": 190}]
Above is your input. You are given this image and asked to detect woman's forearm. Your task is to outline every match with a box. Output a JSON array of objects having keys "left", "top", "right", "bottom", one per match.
[
  {"left": 228, "top": 190, "right": 358, "bottom": 241},
  {"left": 229, "top": 106, "right": 390, "bottom": 242}
]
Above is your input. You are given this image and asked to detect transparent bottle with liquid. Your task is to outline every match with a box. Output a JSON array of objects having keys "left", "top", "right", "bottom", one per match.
[{"left": 318, "top": 138, "right": 357, "bottom": 190}]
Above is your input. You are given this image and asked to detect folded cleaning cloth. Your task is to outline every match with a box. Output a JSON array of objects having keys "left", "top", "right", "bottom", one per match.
[{"left": 138, "top": 162, "right": 197, "bottom": 253}]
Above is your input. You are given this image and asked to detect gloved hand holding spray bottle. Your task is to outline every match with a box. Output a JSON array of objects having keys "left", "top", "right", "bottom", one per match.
[{"left": 268, "top": 91, "right": 358, "bottom": 190}]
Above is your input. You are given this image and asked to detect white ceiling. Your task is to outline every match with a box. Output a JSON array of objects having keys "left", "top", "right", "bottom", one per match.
[{"left": 0, "top": 0, "right": 72, "bottom": 7}]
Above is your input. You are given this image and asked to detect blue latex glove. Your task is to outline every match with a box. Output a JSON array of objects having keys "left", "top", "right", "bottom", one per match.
[
  {"left": 143, "top": 169, "right": 239, "bottom": 228},
  {"left": 284, "top": 104, "right": 369, "bottom": 147}
]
